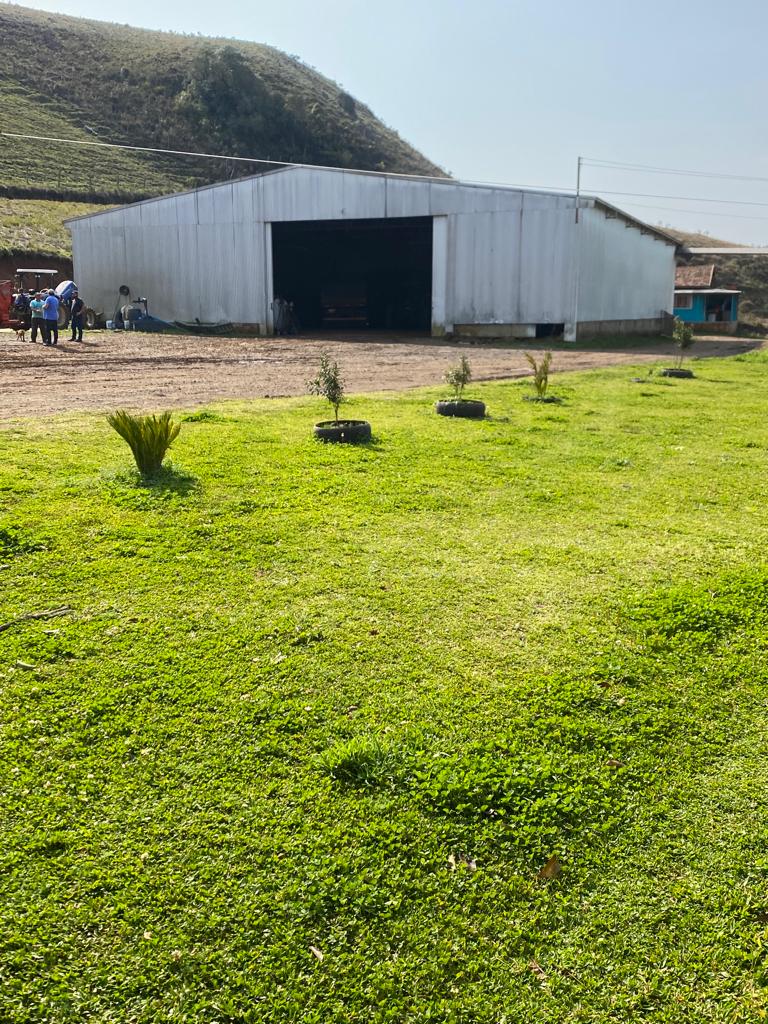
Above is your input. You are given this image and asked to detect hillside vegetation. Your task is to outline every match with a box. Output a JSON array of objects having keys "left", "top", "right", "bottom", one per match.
[
  {"left": 3, "top": 355, "right": 768, "bottom": 1021},
  {"left": 0, "top": 4, "right": 442, "bottom": 205},
  {"left": 0, "top": 199, "right": 109, "bottom": 261}
]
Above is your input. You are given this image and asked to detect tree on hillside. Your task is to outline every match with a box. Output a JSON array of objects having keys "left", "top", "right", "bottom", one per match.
[{"left": 174, "top": 46, "right": 288, "bottom": 157}]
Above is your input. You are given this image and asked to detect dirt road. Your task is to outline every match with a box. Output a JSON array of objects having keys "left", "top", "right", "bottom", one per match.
[{"left": 0, "top": 330, "right": 761, "bottom": 419}]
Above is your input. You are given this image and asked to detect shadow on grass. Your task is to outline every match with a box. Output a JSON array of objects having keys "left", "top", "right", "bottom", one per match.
[{"left": 103, "top": 462, "right": 200, "bottom": 497}]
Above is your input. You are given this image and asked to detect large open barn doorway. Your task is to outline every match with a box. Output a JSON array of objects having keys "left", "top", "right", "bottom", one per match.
[{"left": 271, "top": 217, "right": 433, "bottom": 332}]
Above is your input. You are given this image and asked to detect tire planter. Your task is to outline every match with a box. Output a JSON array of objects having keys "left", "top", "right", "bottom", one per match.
[
  {"left": 435, "top": 399, "right": 486, "bottom": 419},
  {"left": 314, "top": 419, "right": 372, "bottom": 443},
  {"left": 660, "top": 368, "right": 695, "bottom": 379}
]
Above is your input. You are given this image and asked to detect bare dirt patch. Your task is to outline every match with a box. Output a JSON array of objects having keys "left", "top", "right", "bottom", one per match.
[{"left": 0, "top": 329, "right": 762, "bottom": 419}]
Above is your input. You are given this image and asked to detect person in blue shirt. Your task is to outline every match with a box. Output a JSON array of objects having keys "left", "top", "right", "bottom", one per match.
[
  {"left": 42, "top": 290, "right": 59, "bottom": 346},
  {"left": 29, "top": 292, "right": 45, "bottom": 343}
]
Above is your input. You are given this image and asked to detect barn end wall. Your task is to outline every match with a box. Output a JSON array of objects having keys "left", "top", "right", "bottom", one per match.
[{"left": 575, "top": 207, "right": 676, "bottom": 329}]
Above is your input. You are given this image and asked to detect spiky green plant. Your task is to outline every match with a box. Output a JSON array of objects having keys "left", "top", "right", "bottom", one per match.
[
  {"left": 672, "top": 317, "right": 695, "bottom": 368},
  {"left": 307, "top": 351, "right": 345, "bottom": 422},
  {"left": 525, "top": 350, "right": 553, "bottom": 398},
  {"left": 444, "top": 354, "right": 472, "bottom": 399},
  {"left": 106, "top": 410, "right": 181, "bottom": 478}
]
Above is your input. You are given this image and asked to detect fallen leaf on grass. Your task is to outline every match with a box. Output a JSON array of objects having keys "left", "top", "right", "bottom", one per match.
[
  {"left": 529, "top": 960, "right": 547, "bottom": 980},
  {"left": 309, "top": 945, "right": 324, "bottom": 961},
  {"left": 448, "top": 853, "right": 477, "bottom": 872},
  {"left": 15, "top": 661, "right": 35, "bottom": 670},
  {"left": 537, "top": 855, "right": 562, "bottom": 881}
]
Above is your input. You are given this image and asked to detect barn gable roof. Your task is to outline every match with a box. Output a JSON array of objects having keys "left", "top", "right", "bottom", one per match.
[{"left": 63, "top": 164, "right": 679, "bottom": 246}]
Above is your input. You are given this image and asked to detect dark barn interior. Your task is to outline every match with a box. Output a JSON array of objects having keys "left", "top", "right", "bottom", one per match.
[{"left": 271, "top": 217, "right": 433, "bottom": 331}]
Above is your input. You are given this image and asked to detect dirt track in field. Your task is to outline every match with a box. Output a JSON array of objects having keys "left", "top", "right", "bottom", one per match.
[{"left": 0, "top": 329, "right": 762, "bottom": 419}]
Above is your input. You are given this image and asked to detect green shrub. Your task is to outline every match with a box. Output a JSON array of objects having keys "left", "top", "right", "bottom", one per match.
[
  {"left": 444, "top": 354, "right": 472, "bottom": 399},
  {"left": 308, "top": 351, "right": 345, "bottom": 422},
  {"left": 106, "top": 410, "right": 181, "bottom": 478},
  {"left": 524, "top": 350, "right": 553, "bottom": 398}
]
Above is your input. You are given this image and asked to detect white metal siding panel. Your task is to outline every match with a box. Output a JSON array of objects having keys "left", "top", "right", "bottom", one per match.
[
  {"left": 261, "top": 167, "right": 343, "bottom": 221},
  {"left": 385, "top": 178, "right": 432, "bottom": 217},
  {"left": 577, "top": 208, "right": 675, "bottom": 321},
  {"left": 431, "top": 216, "right": 449, "bottom": 332},
  {"left": 447, "top": 206, "right": 576, "bottom": 325},
  {"left": 231, "top": 222, "right": 267, "bottom": 325},
  {"left": 519, "top": 208, "right": 575, "bottom": 322}
]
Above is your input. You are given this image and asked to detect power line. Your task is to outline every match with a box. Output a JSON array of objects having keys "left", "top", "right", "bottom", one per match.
[
  {"left": 5, "top": 131, "right": 767, "bottom": 221},
  {"left": 585, "top": 187, "right": 768, "bottom": 209},
  {"left": 620, "top": 200, "right": 768, "bottom": 222},
  {"left": 0, "top": 131, "right": 571, "bottom": 195},
  {"left": 583, "top": 157, "right": 768, "bottom": 185}
]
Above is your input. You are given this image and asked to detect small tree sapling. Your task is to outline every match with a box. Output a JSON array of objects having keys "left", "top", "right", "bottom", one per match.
[{"left": 308, "top": 351, "right": 345, "bottom": 423}]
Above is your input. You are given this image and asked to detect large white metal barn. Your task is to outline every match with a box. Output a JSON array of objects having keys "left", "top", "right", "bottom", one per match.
[{"left": 65, "top": 166, "right": 678, "bottom": 340}]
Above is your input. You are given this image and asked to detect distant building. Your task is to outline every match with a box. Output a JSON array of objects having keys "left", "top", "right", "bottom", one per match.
[
  {"left": 65, "top": 166, "right": 678, "bottom": 341},
  {"left": 673, "top": 264, "right": 740, "bottom": 334}
]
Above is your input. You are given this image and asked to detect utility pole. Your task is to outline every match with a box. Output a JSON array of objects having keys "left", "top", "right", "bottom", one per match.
[{"left": 568, "top": 155, "right": 583, "bottom": 342}]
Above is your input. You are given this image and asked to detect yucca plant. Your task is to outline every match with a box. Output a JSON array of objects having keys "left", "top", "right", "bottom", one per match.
[
  {"left": 444, "top": 354, "right": 472, "bottom": 399},
  {"left": 107, "top": 410, "right": 181, "bottom": 478},
  {"left": 524, "top": 350, "right": 553, "bottom": 398}
]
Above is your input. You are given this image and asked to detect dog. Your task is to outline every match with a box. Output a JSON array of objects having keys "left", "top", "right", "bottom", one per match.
[{"left": 14, "top": 327, "right": 27, "bottom": 342}]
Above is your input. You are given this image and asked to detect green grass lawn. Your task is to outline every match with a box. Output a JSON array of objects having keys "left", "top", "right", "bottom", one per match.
[{"left": 2, "top": 353, "right": 768, "bottom": 1022}]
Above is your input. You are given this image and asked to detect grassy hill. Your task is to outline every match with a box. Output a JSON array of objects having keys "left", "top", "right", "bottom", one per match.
[
  {"left": 0, "top": 199, "right": 110, "bottom": 261},
  {"left": 0, "top": 4, "right": 443, "bottom": 206}
]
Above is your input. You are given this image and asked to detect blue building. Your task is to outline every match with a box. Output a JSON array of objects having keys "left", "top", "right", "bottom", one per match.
[{"left": 673, "top": 264, "right": 740, "bottom": 334}]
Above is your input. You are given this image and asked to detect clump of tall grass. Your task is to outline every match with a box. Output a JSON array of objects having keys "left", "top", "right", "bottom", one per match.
[
  {"left": 524, "top": 350, "right": 562, "bottom": 402},
  {"left": 317, "top": 735, "right": 402, "bottom": 788},
  {"left": 106, "top": 410, "right": 181, "bottom": 478},
  {"left": 525, "top": 350, "right": 552, "bottom": 397}
]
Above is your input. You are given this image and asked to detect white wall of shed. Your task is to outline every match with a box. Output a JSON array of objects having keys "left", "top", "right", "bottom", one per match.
[
  {"left": 67, "top": 168, "right": 674, "bottom": 331},
  {"left": 446, "top": 195, "right": 577, "bottom": 326},
  {"left": 575, "top": 207, "right": 676, "bottom": 322}
]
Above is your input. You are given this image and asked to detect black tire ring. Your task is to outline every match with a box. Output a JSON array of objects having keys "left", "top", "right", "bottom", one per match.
[
  {"left": 660, "top": 368, "right": 695, "bottom": 378},
  {"left": 314, "top": 420, "right": 372, "bottom": 443},
  {"left": 435, "top": 399, "right": 486, "bottom": 419}
]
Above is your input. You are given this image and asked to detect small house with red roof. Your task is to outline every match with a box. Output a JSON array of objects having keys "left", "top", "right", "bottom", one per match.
[{"left": 673, "top": 264, "right": 740, "bottom": 333}]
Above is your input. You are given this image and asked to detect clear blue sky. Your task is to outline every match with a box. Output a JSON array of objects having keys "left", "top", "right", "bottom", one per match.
[{"left": 17, "top": 0, "right": 768, "bottom": 243}]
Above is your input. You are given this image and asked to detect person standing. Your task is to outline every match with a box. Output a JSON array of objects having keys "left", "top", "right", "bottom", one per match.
[
  {"left": 42, "top": 289, "right": 59, "bottom": 346},
  {"left": 29, "top": 291, "right": 45, "bottom": 343},
  {"left": 70, "top": 290, "right": 85, "bottom": 342}
]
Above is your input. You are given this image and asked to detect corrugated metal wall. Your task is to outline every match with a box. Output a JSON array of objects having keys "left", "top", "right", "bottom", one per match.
[
  {"left": 576, "top": 207, "right": 675, "bottom": 322},
  {"left": 68, "top": 168, "right": 675, "bottom": 331}
]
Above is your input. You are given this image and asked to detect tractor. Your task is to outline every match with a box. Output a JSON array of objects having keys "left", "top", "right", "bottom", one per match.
[
  {"left": 0, "top": 269, "right": 104, "bottom": 331},
  {"left": 0, "top": 269, "right": 60, "bottom": 330}
]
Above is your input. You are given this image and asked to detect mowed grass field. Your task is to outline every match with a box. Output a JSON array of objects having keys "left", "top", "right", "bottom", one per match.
[{"left": 2, "top": 352, "right": 768, "bottom": 1023}]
